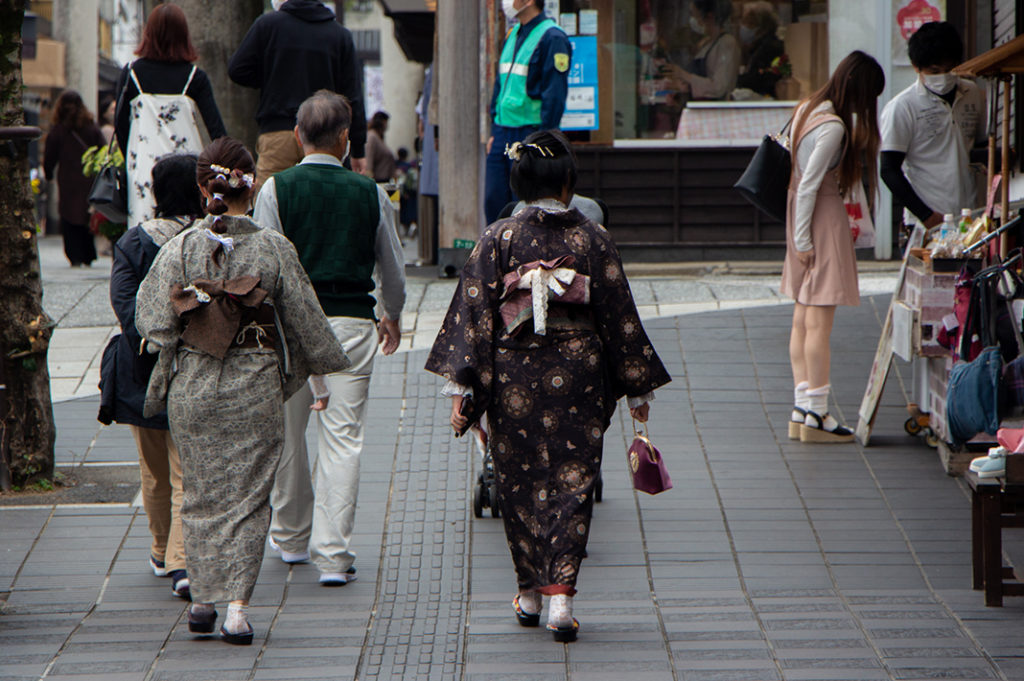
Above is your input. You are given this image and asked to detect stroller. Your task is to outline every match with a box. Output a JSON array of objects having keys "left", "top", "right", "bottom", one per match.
[{"left": 471, "top": 426, "right": 603, "bottom": 518}]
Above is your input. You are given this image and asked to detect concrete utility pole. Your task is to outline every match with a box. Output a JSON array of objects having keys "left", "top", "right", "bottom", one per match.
[
  {"left": 436, "top": 0, "right": 481, "bottom": 249},
  {"left": 53, "top": 0, "right": 100, "bottom": 113}
]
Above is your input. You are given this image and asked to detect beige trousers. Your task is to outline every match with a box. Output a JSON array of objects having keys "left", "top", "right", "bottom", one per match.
[
  {"left": 254, "top": 130, "right": 304, "bottom": 197},
  {"left": 270, "top": 317, "right": 377, "bottom": 574},
  {"left": 131, "top": 425, "right": 186, "bottom": 571}
]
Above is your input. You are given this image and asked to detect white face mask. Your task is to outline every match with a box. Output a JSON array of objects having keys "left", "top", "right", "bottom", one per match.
[
  {"left": 502, "top": 0, "right": 521, "bottom": 23},
  {"left": 343, "top": 140, "right": 351, "bottom": 163},
  {"left": 922, "top": 72, "right": 958, "bottom": 96},
  {"left": 689, "top": 15, "right": 706, "bottom": 35},
  {"left": 271, "top": 0, "right": 287, "bottom": 10},
  {"left": 739, "top": 25, "right": 756, "bottom": 45}
]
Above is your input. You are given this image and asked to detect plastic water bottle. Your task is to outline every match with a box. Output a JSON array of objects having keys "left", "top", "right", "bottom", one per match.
[
  {"left": 959, "top": 208, "right": 972, "bottom": 233},
  {"left": 941, "top": 213, "right": 955, "bottom": 241}
]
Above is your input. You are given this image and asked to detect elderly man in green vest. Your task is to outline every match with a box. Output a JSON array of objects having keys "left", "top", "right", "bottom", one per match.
[
  {"left": 253, "top": 90, "right": 406, "bottom": 586},
  {"left": 485, "top": 0, "right": 572, "bottom": 224}
]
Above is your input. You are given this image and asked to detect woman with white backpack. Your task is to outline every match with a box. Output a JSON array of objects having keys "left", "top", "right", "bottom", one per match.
[{"left": 114, "top": 4, "right": 226, "bottom": 229}]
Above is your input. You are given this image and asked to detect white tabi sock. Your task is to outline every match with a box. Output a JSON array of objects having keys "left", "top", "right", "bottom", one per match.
[
  {"left": 518, "top": 591, "right": 541, "bottom": 615},
  {"left": 224, "top": 603, "right": 249, "bottom": 635},
  {"left": 547, "top": 594, "right": 573, "bottom": 628}
]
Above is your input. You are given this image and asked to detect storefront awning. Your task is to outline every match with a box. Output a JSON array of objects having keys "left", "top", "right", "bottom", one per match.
[
  {"left": 22, "top": 37, "right": 65, "bottom": 89},
  {"left": 378, "top": 0, "right": 434, "bottom": 64},
  {"left": 954, "top": 34, "right": 1024, "bottom": 77}
]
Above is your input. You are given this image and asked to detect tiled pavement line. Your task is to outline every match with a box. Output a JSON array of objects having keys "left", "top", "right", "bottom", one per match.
[
  {"left": 353, "top": 351, "right": 470, "bottom": 680},
  {"left": 5, "top": 506, "right": 57, "bottom": 599},
  {"left": 37, "top": 511, "right": 142, "bottom": 679},
  {"left": 738, "top": 299, "right": 1007, "bottom": 681},
  {"left": 674, "top": 316, "right": 787, "bottom": 681}
]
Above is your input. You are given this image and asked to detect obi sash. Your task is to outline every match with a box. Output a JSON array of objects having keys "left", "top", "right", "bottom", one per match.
[
  {"left": 499, "top": 256, "right": 591, "bottom": 336},
  {"left": 170, "top": 275, "right": 278, "bottom": 359}
]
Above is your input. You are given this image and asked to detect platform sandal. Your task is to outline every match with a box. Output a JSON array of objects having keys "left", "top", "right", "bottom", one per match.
[
  {"left": 800, "top": 410, "right": 854, "bottom": 443},
  {"left": 789, "top": 407, "right": 806, "bottom": 440}
]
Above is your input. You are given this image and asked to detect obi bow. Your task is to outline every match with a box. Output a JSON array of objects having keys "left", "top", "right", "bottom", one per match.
[
  {"left": 500, "top": 256, "right": 590, "bottom": 335},
  {"left": 170, "top": 275, "right": 268, "bottom": 359}
]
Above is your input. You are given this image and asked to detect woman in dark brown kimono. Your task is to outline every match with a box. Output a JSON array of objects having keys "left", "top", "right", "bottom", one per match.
[{"left": 426, "top": 130, "right": 671, "bottom": 642}]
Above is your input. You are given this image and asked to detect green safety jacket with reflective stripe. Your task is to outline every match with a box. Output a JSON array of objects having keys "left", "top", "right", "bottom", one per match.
[{"left": 494, "top": 18, "right": 562, "bottom": 128}]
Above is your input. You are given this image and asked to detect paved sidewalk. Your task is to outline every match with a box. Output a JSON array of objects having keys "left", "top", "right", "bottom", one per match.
[
  {"left": 4, "top": 293, "right": 1024, "bottom": 681},
  {"left": 34, "top": 234, "right": 900, "bottom": 402}
]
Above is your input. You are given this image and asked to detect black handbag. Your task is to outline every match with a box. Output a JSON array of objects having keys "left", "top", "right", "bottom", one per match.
[
  {"left": 88, "top": 136, "right": 128, "bottom": 224},
  {"left": 733, "top": 119, "right": 792, "bottom": 223}
]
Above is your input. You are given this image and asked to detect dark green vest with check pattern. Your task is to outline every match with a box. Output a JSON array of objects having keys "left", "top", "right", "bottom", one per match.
[{"left": 274, "top": 162, "right": 380, "bottom": 319}]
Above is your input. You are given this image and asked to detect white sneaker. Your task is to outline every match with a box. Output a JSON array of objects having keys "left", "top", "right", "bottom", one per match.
[
  {"left": 319, "top": 568, "right": 357, "bottom": 586},
  {"left": 268, "top": 536, "right": 310, "bottom": 564}
]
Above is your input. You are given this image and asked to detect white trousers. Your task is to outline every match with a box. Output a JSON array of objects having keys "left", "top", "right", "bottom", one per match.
[{"left": 269, "top": 317, "right": 377, "bottom": 573}]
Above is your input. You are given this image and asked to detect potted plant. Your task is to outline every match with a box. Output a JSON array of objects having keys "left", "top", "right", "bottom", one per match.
[
  {"left": 768, "top": 54, "right": 800, "bottom": 101},
  {"left": 81, "top": 143, "right": 127, "bottom": 244}
]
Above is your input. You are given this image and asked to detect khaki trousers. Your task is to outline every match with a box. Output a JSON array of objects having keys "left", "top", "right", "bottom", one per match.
[
  {"left": 131, "top": 425, "right": 186, "bottom": 571},
  {"left": 270, "top": 317, "right": 377, "bottom": 574},
  {"left": 255, "top": 130, "right": 304, "bottom": 196}
]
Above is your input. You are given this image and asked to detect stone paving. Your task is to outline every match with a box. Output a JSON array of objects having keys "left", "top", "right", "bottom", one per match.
[
  {"left": 4, "top": 236, "right": 1024, "bottom": 680},
  {"left": 5, "top": 292, "right": 1024, "bottom": 680}
]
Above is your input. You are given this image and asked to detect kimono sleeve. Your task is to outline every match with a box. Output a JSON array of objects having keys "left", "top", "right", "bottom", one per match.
[
  {"left": 424, "top": 226, "right": 503, "bottom": 430},
  {"left": 134, "top": 235, "right": 186, "bottom": 418},
  {"left": 135, "top": 234, "right": 185, "bottom": 348},
  {"left": 271, "top": 235, "right": 351, "bottom": 397},
  {"left": 589, "top": 229, "right": 671, "bottom": 402}
]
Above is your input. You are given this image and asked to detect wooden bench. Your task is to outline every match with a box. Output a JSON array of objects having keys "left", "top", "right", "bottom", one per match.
[{"left": 968, "top": 472, "right": 1024, "bottom": 606}]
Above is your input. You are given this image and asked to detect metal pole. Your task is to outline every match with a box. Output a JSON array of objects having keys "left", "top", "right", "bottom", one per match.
[{"left": 1002, "top": 76, "right": 1011, "bottom": 259}]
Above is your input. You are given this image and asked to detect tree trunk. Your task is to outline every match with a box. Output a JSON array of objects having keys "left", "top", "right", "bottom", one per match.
[
  {"left": 0, "top": 0, "right": 56, "bottom": 488},
  {"left": 171, "top": 0, "right": 264, "bottom": 151}
]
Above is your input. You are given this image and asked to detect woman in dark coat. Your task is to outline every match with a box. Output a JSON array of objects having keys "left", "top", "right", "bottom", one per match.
[
  {"left": 99, "top": 154, "right": 203, "bottom": 600},
  {"left": 426, "top": 130, "right": 671, "bottom": 642},
  {"left": 43, "top": 90, "right": 105, "bottom": 266},
  {"left": 735, "top": 1, "right": 785, "bottom": 97}
]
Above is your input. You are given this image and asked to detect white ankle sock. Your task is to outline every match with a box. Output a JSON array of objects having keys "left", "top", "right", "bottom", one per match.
[
  {"left": 518, "top": 591, "right": 541, "bottom": 615},
  {"left": 224, "top": 603, "right": 249, "bottom": 634},
  {"left": 547, "top": 594, "right": 573, "bottom": 628},
  {"left": 805, "top": 385, "right": 843, "bottom": 430},
  {"left": 190, "top": 602, "right": 214, "bottom": 617},
  {"left": 793, "top": 381, "right": 810, "bottom": 420}
]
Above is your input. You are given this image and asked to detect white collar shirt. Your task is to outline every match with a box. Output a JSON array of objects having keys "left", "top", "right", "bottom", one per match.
[{"left": 880, "top": 78, "right": 986, "bottom": 217}]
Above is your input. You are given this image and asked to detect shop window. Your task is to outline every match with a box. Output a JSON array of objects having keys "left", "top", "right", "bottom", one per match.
[{"left": 606, "top": 0, "right": 828, "bottom": 140}]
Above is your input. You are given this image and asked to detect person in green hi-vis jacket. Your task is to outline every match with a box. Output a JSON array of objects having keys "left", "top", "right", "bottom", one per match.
[{"left": 484, "top": 0, "right": 572, "bottom": 225}]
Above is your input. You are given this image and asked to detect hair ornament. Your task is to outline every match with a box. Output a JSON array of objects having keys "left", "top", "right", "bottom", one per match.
[
  {"left": 212, "top": 192, "right": 225, "bottom": 202},
  {"left": 204, "top": 227, "right": 235, "bottom": 252},
  {"left": 226, "top": 169, "right": 255, "bottom": 189},
  {"left": 505, "top": 141, "right": 553, "bottom": 161}
]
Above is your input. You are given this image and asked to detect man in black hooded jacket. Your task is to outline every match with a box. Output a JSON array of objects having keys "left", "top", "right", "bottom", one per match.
[{"left": 229, "top": 0, "right": 368, "bottom": 191}]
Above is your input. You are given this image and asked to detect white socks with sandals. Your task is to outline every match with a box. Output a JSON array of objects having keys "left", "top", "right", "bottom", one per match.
[
  {"left": 518, "top": 591, "right": 541, "bottom": 615},
  {"left": 224, "top": 603, "right": 249, "bottom": 635},
  {"left": 548, "top": 594, "right": 573, "bottom": 628},
  {"left": 805, "top": 385, "right": 841, "bottom": 430}
]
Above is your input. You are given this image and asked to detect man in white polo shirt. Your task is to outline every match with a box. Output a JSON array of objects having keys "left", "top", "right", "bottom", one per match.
[{"left": 880, "top": 21, "right": 986, "bottom": 229}]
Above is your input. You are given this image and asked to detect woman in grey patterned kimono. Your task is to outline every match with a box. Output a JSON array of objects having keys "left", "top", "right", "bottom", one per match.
[
  {"left": 136, "top": 138, "right": 349, "bottom": 645},
  {"left": 426, "top": 130, "right": 671, "bottom": 642}
]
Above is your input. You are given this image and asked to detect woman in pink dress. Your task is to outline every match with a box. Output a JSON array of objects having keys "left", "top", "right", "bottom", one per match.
[{"left": 780, "top": 51, "right": 885, "bottom": 443}]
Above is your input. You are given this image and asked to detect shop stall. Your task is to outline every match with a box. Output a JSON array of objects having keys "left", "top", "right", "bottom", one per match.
[{"left": 855, "top": 34, "right": 1024, "bottom": 474}]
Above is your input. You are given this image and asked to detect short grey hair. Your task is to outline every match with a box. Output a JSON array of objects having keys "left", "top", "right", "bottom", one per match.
[{"left": 296, "top": 90, "right": 353, "bottom": 149}]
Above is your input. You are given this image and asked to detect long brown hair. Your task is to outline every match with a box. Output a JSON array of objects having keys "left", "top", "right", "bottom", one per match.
[
  {"left": 136, "top": 4, "right": 198, "bottom": 63},
  {"left": 794, "top": 50, "right": 885, "bottom": 202},
  {"left": 52, "top": 90, "right": 94, "bottom": 131}
]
